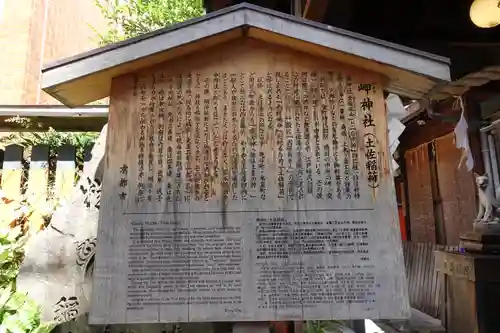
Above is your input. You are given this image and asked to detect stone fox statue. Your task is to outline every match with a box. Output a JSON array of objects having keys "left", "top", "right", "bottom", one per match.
[{"left": 475, "top": 173, "right": 500, "bottom": 222}]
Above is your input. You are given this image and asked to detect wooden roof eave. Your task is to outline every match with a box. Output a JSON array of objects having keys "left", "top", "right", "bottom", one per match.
[
  {"left": 401, "top": 65, "right": 500, "bottom": 124},
  {"left": 42, "top": 3, "right": 451, "bottom": 107}
]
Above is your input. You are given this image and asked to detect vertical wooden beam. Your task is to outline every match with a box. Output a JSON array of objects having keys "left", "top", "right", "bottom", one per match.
[
  {"left": 55, "top": 144, "right": 76, "bottom": 204},
  {"left": 83, "top": 143, "right": 95, "bottom": 176},
  {"left": 26, "top": 145, "right": 49, "bottom": 230},
  {"left": 0, "top": 149, "right": 4, "bottom": 184},
  {"left": 1, "top": 144, "right": 24, "bottom": 201},
  {"left": 26, "top": 145, "right": 49, "bottom": 203},
  {"left": 293, "top": 0, "right": 303, "bottom": 17},
  {"left": 429, "top": 142, "right": 446, "bottom": 245},
  {"left": 400, "top": 152, "right": 413, "bottom": 241},
  {"left": 293, "top": 321, "right": 303, "bottom": 333}
]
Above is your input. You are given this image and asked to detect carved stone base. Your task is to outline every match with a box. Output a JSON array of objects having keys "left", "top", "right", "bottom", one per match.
[
  {"left": 17, "top": 124, "right": 108, "bottom": 325},
  {"left": 460, "top": 231, "right": 500, "bottom": 254}
]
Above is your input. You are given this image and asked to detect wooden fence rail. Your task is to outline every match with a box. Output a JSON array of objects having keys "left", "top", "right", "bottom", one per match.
[{"left": 0, "top": 143, "right": 94, "bottom": 205}]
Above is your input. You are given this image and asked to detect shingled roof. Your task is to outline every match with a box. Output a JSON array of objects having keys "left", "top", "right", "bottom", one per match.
[{"left": 42, "top": 2, "right": 450, "bottom": 107}]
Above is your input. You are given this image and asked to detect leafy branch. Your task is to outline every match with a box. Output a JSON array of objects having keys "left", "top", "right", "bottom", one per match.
[
  {"left": 92, "top": 0, "right": 205, "bottom": 46},
  {"left": 0, "top": 121, "right": 98, "bottom": 165}
]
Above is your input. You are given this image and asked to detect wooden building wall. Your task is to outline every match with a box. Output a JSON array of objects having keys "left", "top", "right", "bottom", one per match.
[
  {"left": 434, "top": 134, "right": 477, "bottom": 245},
  {"left": 405, "top": 144, "right": 435, "bottom": 243},
  {"left": 400, "top": 107, "right": 478, "bottom": 245}
]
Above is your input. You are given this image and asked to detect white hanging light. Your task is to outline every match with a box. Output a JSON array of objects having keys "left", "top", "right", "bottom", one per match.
[{"left": 470, "top": 0, "right": 500, "bottom": 28}]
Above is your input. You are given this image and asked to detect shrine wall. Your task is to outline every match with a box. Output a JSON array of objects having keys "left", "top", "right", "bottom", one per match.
[{"left": 90, "top": 39, "right": 409, "bottom": 324}]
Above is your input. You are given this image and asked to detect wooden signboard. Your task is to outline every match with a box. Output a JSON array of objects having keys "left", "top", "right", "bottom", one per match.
[{"left": 90, "top": 40, "right": 409, "bottom": 324}]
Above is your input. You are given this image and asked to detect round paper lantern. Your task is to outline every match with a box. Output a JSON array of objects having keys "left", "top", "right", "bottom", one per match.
[{"left": 470, "top": 0, "right": 500, "bottom": 28}]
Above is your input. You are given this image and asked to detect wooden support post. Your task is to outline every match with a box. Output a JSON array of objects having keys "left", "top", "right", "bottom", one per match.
[
  {"left": 292, "top": 0, "right": 302, "bottom": 17},
  {"left": 1, "top": 144, "right": 24, "bottom": 201},
  {"left": 82, "top": 143, "right": 95, "bottom": 175},
  {"left": 233, "top": 323, "right": 270, "bottom": 333},
  {"left": 26, "top": 145, "right": 49, "bottom": 230},
  {"left": 293, "top": 321, "right": 303, "bottom": 333},
  {"left": 55, "top": 144, "right": 76, "bottom": 204},
  {"left": 0, "top": 145, "right": 23, "bottom": 224}
]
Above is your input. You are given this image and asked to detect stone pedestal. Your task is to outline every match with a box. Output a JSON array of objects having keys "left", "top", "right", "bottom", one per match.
[
  {"left": 460, "top": 231, "right": 500, "bottom": 254},
  {"left": 435, "top": 249, "right": 500, "bottom": 333}
]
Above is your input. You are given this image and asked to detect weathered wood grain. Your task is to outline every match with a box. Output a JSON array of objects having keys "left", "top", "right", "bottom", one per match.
[
  {"left": 90, "top": 40, "right": 409, "bottom": 324},
  {"left": 26, "top": 145, "right": 49, "bottom": 230},
  {"left": 54, "top": 144, "right": 76, "bottom": 203}
]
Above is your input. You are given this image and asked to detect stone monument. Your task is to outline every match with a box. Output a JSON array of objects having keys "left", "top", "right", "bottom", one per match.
[
  {"left": 17, "top": 124, "right": 107, "bottom": 328},
  {"left": 34, "top": 3, "right": 449, "bottom": 331}
]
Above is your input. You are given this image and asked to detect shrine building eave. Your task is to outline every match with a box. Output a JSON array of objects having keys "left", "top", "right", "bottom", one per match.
[{"left": 41, "top": 2, "right": 451, "bottom": 107}]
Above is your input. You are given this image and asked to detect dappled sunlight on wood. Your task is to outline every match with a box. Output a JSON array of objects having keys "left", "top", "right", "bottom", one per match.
[{"left": 0, "top": 190, "right": 55, "bottom": 234}]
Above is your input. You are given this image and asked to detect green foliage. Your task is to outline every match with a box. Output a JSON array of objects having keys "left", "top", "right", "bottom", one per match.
[
  {"left": 93, "top": 0, "right": 205, "bottom": 45},
  {"left": 0, "top": 226, "right": 56, "bottom": 333},
  {"left": 0, "top": 118, "right": 98, "bottom": 165},
  {"left": 0, "top": 116, "right": 99, "bottom": 204},
  {"left": 1, "top": 128, "right": 97, "bottom": 149},
  {"left": 304, "top": 321, "right": 351, "bottom": 333},
  {"left": 304, "top": 321, "right": 331, "bottom": 333},
  {"left": 0, "top": 227, "right": 26, "bottom": 287}
]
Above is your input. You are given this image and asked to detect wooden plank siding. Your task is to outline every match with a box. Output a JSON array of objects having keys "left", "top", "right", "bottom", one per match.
[
  {"left": 402, "top": 241, "right": 458, "bottom": 319},
  {"left": 405, "top": 144, "right": 436, "bottom": 243},
  {"left": 434, "top": 133, "right": 477, "bottom": 245},
  {"left": 403, "top": 131, "right": 477, "bottom": 246}
]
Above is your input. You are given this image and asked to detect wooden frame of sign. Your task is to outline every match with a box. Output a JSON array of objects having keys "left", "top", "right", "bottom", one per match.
[
  {"left": 39, "top": 3, "right": 450, "bottom": 327},
  {"left": 90, "top": 39, "right": 407, "bottom": 324}
]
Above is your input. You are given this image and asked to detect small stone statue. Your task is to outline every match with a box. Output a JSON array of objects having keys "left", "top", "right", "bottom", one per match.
[{"left": 474, "top": 173, "right": 500, "bottom": 223}]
